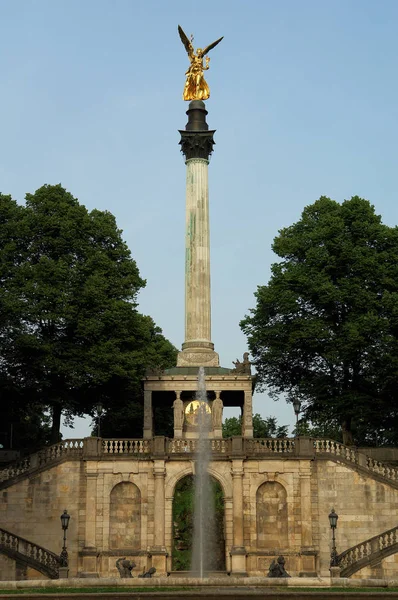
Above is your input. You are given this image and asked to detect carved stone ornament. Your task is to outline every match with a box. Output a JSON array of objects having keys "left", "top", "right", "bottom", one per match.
[
  {"left": 232, "top": 352, "right": 252, "bottom": 375},
  {"left": 177, "top": 350, "right": 219, "bottom": 367},
  {"left": 179, "top": 131, "right": 215, "bottom": 161}
]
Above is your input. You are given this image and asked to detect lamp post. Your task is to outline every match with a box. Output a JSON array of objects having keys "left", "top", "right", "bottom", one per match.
[
  {"left": 97, "top": 403, "right": 104, "bottom": 438},
  {"left": 292, "top": 399, "right": 302, "bottom": 433},
  {"left": 59, "top": 509, "right": 70, "bottom": 568},
  {"left": 328, "top": 508, "right": 339, "bottom": 567}
]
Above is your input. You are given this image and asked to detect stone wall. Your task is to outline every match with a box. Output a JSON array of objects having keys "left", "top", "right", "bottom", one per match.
[
  {"left": 315, "top": 460, "right": 398, "bottom": 576},
  {"left": 1, "top": 461, "right": 82, "bottom": 577},
  {"left": 1, "top": 447, "right": 398, "bottom": 579}
]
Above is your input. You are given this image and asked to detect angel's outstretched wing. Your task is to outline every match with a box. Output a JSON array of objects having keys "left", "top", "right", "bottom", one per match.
[
  {"left": 202, "top": 36, "right": 224, "bottom": 57},
  {"left": 178, "top": 25, "right": 194, "bottom": 57}
]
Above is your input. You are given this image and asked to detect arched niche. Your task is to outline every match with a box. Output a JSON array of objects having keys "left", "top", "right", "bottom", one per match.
[
  {"left": 172, "top": 474, "right": 225, "bottom": 572},
  {"left": 256, "top": 481, "right": 288, "bottom": 549},
  {"left": 109, "top": 481, "right": 141, "bottom": 549}
]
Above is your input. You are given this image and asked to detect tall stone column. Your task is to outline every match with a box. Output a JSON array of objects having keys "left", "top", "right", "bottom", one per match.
[
  {"left": 149, "top": 460, "right": 167, "bottom": 573},
  {"left": 230, "top": 459, "right": 247, "bottom": 575},
  {"left": 177, "top": 100, "right": 219, "bottom": 368}
]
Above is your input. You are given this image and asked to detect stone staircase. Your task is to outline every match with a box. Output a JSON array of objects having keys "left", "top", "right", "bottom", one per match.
[
  {"left": 0, "top": 439, "right": 85, "bottom": 490},
  {"left": 313, "top": 439, "right": 398, "bottom": 490},
  {"left": 0, "top": 527, "right": 61, "bottom": 579},
  {"left": 338, "top": 524, "right": 398, "bottom": 577}
]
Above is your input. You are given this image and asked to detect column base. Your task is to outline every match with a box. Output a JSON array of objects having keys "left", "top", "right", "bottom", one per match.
[
  {"left": 299, "top": 551, "right": 317, "bottom": 576},
  {"left": 230, "top": 547, "right": 247, "bottom": 576},
  {"left": 177, "top": 348, "right": 219, "bottom": 367},
  {"left": 80, "top": 554, "right": 98, "bottom": 576},
  {"left": 148, "top": 547, "right": 168, "bottom": 575},
  {"left": 242, "top": 427, "right": 253, "bottom": 438}
]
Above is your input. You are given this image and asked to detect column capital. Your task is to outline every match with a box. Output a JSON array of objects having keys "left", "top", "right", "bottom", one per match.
[{"left": 231, "top": 459, "right": 244, "bottom": 477}]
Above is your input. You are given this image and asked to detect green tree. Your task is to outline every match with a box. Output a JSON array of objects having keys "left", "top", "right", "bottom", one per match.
[
  {"left": 0, "top": 184, "right": 177, "bottom": 445},
  {"left": 241, "top": 196, "right": 398, "bottom": 446},
  {"left": 222, "top": 413, "right": 288, "bottom": 438}
]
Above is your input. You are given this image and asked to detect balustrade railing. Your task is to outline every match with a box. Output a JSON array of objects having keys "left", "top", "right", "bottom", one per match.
[
  {"left": 37, "top": 439, "right": 84, "bottom": 465},
  {"left": 314, "top": 439, "right": 357, "bottom": 462},
  {"left": 338, "top": 525, "right": 398, "bottom": 576},
  {"left": 167, "top": 438, "right": 230, "bottom": 454},
  {"left": 0, "top": 456, "right": 30, "bottom": 483},
  {"left": 2, "top": 435, "right": 398, "bottom": 489},
  {"left": 366, "top": 456, "right": 398, "bottom": 483},
  {"left": 0, "top": 439, "right": 84, "bottom": 484},
  {"left": 102, "top": 439, "right": 151, "bottom": 454},
  {"left": 245, "top": 438, "right": 296, "bottom": 454},
  {"left": 314, "top": 439, "right": 398, "bottom": 486},
  {"left": 0, "top": 528, "right": 60, "bottom": 578}
]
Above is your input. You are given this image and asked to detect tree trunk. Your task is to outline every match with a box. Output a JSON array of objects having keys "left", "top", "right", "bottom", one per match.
[
  {"left": 341, "top": 417, "right": 353, "bottom": 446},
  {"left": 50, "top": 404, "right": 62, "bottom": 444}
]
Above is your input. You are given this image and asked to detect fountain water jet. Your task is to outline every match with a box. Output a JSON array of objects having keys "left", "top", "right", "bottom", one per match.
[{"left": 191, "top": 366, "right": 215, "bottom": 578}]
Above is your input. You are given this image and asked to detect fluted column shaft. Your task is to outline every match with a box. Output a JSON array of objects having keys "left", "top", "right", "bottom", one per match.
[{"left": 184, "top": 157, "right": 211, "bottom": 346}]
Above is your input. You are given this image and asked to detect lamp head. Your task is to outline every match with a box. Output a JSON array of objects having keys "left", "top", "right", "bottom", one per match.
[
  {"left": 329, "top": 508, "right": 338, "bottom": 529},
  {"left": 292, "top": 398, "right": 302, "bottom": 416},
  {"left": 60, "top": 509, "right": 70, "bottom": 530}
]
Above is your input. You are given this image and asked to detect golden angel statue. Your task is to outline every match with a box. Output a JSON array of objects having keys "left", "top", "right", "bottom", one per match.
[{"left": 178, "top": 25, "right": 223, "bottom": 101}]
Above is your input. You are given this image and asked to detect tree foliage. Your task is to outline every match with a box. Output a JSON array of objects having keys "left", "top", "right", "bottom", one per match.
[
  {"left": 222, "top": 413, "right": 288, "bottom": 438},
  {"left": 241, "top": 196, "right": 398, "bottom": 446},
  {"left": 0, "top": 185, "right": 177, "bottom": 447}
]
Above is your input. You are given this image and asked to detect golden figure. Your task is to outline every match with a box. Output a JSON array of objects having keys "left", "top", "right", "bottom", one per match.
[
  {"left": 185, "top": 400, "right": 211, "bottom": 426},
  {"left": 178, "top": 25, "right": 223, "bottom": 101}
]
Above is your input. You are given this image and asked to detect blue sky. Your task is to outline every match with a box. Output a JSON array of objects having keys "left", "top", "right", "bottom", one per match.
[{"left": 1, "top": 0, "right": 397, "bottom": 437}]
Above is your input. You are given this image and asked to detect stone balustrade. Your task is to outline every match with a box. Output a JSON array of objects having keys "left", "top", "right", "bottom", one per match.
[
  {"left": 0, "top": 528, "right": 61, "bottom": 579},
  {"left": 314, "top": 439, "right": 398, "bottom": 485},
  {"left": 102, "top": 439, "right": 151, "bottom": 454},
  {"left": 2, "top": 436, "right": 398, "bottom": 490},
  {"left": 245, "top": 437, "right": 296, "bottom": 454},
  {"left": 338, "top": 524, "right": 398, "bottom": 577},
  {"left": 168, "top": 438, "right": 230, "bottom": 454}
]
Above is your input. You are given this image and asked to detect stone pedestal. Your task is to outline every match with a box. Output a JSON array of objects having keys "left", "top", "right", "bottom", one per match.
[
  {"left": 330, "top": 565, "right": 341, "bottom": 578},
  {"left": 148, "top": 548, "right": 168, "bottom": 574},
  {"left": 59, "top": 566, "right": 69, "bottom": 579},
  {"left": 230, "top": 547, "right": 247, "bottom": 576}
]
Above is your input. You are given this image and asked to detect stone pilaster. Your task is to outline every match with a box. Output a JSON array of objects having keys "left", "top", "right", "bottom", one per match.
[
  {"left": 230, "top": 459, "right": 247, "bottom": 575},
  {"left": 242, "top": 389, "right": 253, "bottom": 438},
  {"left": 299, "top": 461, "right": 317, "bottom": 576},
  {"left": 81, "top": 469, "right": 98, "bottom": 576},
  {"left": 143, "top": 390, "right": 153, "bottom": 439},
  {"left": 149, "top": 459, "right": 167, "bottom": 574}
]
